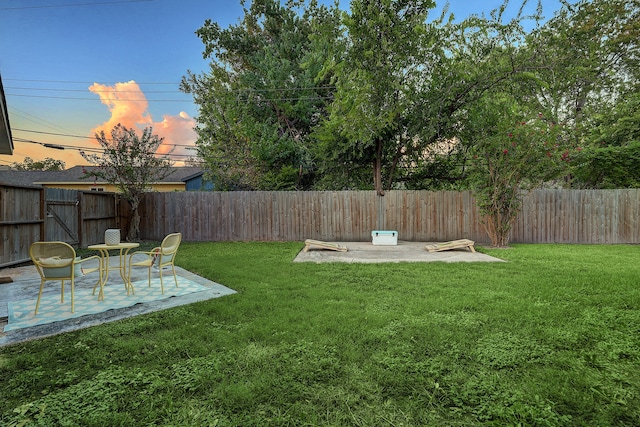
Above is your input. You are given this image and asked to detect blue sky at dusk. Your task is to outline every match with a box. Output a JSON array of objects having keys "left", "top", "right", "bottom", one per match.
[{"left": 0, "top": 0, "right": 573, "bottom": 168}]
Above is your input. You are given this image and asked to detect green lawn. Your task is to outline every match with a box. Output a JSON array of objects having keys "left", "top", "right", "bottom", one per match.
[{"left": 1, "top": 242, "right": 639, "bottom": 426}]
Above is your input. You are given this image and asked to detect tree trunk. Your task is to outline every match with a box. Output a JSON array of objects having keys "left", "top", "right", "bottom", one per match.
[
  {"left": 127, "top": 209, "right": 140, "bottom": 242},
  {"left": 374, "top": 137, "right": 385, "bottom": 196},
  {"left": 126, "top": 196, "right": 141, "bottom": 241},
  {"left": 482, "top": 197, "right": 517, "bottom": 247}
]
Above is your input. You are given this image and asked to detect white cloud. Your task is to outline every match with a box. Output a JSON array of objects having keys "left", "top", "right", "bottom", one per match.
[{"left": 89, "top": 81, "right": 197, "bottom": 163}]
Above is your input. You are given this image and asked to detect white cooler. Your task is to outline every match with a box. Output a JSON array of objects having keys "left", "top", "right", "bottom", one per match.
[{"left": 371, "top": 230, "right": 398, "bottom": 245}]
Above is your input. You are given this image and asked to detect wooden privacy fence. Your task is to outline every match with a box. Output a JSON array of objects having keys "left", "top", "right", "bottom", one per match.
[
  {"left": 3, "top": 186, "right": 639, "bottom": 267},
  {"left": 1, "top": 184, "right": 120, "bottom": 267},
  {"left": 138, "top": 189, "right": 640, "bottom": 244}
]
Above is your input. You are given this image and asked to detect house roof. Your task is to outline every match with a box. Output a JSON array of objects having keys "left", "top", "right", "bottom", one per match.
[
  {"left": 0, "top": 166, "right": 205, "bottom": 187},
  {"left": 0, "top": 73, "right": 14, "bottom": 155}
]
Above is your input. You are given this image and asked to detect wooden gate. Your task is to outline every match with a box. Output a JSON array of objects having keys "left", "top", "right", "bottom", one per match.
[
  {"left": 44, "top": 189, "right": 121, "bottom": 248},
  {"left": 1, "top": 185, "right": 120, "bottom": 268},
  {"left": 45, "top": 188, "right": 80, "bottom": 245}
]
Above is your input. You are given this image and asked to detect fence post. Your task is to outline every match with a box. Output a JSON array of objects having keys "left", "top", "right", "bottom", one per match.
[
  {"left": 39, "top": 188, "right": 45, "bottom": 240},
  {"left": 376, "top": 194, "right": 385, "bottom": 230},
  {"left": 77, "top": 191, "right": 84, "bottom": 248}
]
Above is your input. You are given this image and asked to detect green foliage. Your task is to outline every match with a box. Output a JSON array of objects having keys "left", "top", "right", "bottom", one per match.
[
  {"left": 572, "top": 141, "right": 640, "bottom": 188},
  {"left": 10, "top": 157, "right": 65, "bottom": 171},
  {"left": 468, "top": 97, "right": 570, "bottom": 246},
  {"left": 458, "top": 0, "right": 640, "bottom": 244},
  {"left": 2, "top": 242, "right": 640, "bottom": 426},
  {"left": 406, "top": 9, "right": 542, "bottom": 192},
  {"left": 315, "top": 0, "right": 435, "bottom": 194},
  {"left": 571, "top": 90, "right": 640, "bottom": 188},
  {"left": 403, "top": 151, "right": 469, "bottom": 190},
  {"left": 181, "top": 0, "right": 340, "bottom": 190},
  {"left": 183, "top": 0, "right": 639, "bottom": 192},
  {"left": 524, "top": 0, "right": 640, "bottom": 144}
]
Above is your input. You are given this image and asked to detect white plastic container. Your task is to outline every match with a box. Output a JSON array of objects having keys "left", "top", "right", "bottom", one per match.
[{"left": 371, "top": 230, "right": 398, "bottom": 245}]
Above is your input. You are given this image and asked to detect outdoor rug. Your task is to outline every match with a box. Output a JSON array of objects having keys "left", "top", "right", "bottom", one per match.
[{"left": 5, "top": 277, "right": 212, "bottom": 332}]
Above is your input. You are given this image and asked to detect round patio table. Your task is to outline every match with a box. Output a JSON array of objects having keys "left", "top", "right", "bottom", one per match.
[{"left": 88, "top": 242, "right": 139, "bottom": 300}]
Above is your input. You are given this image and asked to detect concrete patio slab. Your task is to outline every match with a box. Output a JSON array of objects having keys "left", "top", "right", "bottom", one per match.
[
  {"left": 294, "top": 240, "right": 504, "bottom": 263},
  {"left": 0, "top": 263, "right": 235, "bottom": 347}
]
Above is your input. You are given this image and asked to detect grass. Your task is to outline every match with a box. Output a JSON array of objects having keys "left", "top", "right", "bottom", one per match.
[{"left": 1, "top": 242, "right": 639, "bottom": 426}]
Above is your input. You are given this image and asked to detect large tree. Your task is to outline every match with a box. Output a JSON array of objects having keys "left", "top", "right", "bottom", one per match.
[
  {"left": 314, "top": 0, "right": 436, "bottom": 195},
  {"left": 521, "top": 0, "right": 640, "bottom": 186},
  {"left": 82, "top": 124, "right": 173, "bottom": 241},
  {"left": 315, "top": 0, "right": 555, "bottom": 194},
  {"left": 181, "top": 0, "right": 340, "bottom": 190}
]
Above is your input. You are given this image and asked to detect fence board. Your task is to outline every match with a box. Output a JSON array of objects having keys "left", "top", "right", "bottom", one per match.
[{"left": 0, "top": 185, "right": 43, "bottom": 266}]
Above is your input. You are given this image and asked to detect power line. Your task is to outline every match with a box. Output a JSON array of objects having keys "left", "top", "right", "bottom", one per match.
[
  {"left": 0, "top": 0, "right": 154, "bottom": 11},
  {"left": 13, "top": 128, "right": 196, "bottom": 148},
  {"left": 9, "top": 106, "right": 79, "bottom": 135},
  {"left": 7, "top": 92, "right": 334, "bottom": 103},
  {"left": 7, "top": 93, "right": 191, "bottom": 102},
  {"left": 13, "top": 137, "right": 196, "bottom": 159},
  {"left": 14, "top": 128, "right": 96, "bottom": 140},
  {"left": 6, "top": 85, "right": 336, "bottom": 94},
  {"left": 5, "top": 78, "right": 335, "bottom": 93},
  {"left": 13, "top": 138, "right": 103, "bottom": 153},
  {"left": 4, "top": 78, "right": 179, "bottom": 85},
  {"left": 6, "top": 86, "right": 182, "bottom": 94}
]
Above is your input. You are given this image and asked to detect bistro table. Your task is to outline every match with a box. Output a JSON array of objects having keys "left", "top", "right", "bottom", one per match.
[{"left": 88, "top": 242, "right": 139, "bottom": 300}]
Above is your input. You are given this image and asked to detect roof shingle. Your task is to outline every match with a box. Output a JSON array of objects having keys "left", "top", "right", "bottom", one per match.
[{"left": 0, "top": 166, "right": 204, "bottom": 187}]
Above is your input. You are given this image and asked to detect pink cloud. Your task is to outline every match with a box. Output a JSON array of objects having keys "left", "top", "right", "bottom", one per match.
[
  {"left": 89, "top": 81, "right": 197, "bottom": 163},
  {"left": 89, "top": 81, "right": 151, "bottom": 135},
  {"left": 152, "top": 111, "right": 197, "bottom": 159}
]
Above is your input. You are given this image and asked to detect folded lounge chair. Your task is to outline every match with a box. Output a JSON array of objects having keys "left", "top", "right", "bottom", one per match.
[
  {"left": 425, "top": 239, "right": 475, "bottom": 253},
  {"left": 304, "top": 239, "right": 348, "bottom": 252}
]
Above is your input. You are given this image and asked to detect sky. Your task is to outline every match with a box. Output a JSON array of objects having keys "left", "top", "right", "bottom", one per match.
[{"left": 0, "top": 0, "right": 573, "bottom": 169}]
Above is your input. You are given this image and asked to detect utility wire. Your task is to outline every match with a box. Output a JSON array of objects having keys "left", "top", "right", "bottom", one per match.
[
  {"left": 5, "top": 78, "right": 335, "bottom": 93},
  {"left": 14, "top": 128, "right": 196, "bottom": 148},
  {"left": 7, "top": 93, "right": 191, "bottom": 102},
  {"left": 9, "top": 106, "right": 79, "bottom": 135},
  {"left": 8, "top": 93, "right": 333, "bottom": 103},
  {"left": 5, "top": 79, "right": 336, "bottom": 102},
  {"left": 13, "top": 138, "right": 196, "bottom": 159},
  {"left": 13, "top": 138, "right": 103, "bottom": 153},
  {"left": 15, "top": 129, "right": 98, "bottom": 140},
  {"left": 6, "top": 86, "right": 183, "bottom": 94},
  {"left": 7, "top": 86, "right": 335, "bottom": 95},
  {"left": 0, "top": 0, "right": 154, "bottom": 11},
  {"left": 5, "top": 78, "right": 181, "bottom": 85}
]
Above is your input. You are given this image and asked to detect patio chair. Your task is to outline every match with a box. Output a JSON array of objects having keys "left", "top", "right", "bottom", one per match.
[
  {"left": 29, "top": 241, "right": 102, "bottom": 314},
  {"left": 127, "top": 232, "right": 182, "bottom": 295}
]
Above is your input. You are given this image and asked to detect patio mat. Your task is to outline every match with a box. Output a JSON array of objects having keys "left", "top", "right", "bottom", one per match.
[{"left": 5, "top": 277, "right": 209, "bottom": 332}]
